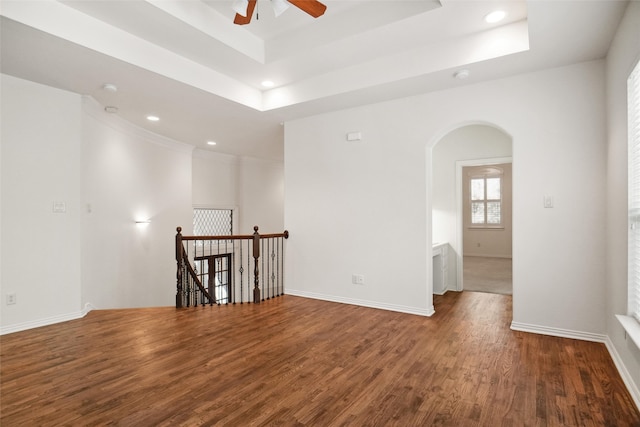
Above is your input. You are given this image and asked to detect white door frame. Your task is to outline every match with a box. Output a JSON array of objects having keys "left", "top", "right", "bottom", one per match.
[{"left": 454, "top": 156, "right": 512, "bottom": 291}]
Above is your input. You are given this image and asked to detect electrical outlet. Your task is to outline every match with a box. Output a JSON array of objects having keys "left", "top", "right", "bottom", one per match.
[
  {"left": 352, "top": 274, "right": 365, "bottom": 285},
  {"left": 6, "top": 293, "right": 16, "bottom": 305}
]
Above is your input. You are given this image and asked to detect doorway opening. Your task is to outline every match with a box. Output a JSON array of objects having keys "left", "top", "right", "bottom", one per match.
[
  {"left": 459, "top": 161, "right": 512, "bottom": 294},
  {"left": 431, "top": 124, "right": 513, "bottom": 297}
]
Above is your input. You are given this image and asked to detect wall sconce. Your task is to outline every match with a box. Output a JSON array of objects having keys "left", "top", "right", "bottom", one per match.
[{"left": 135, "top": 220, "right": 151, "bottom": 225}]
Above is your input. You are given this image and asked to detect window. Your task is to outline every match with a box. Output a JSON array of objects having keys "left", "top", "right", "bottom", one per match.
[
  {"left": 193, "top": 208, "right": 233, "bottom": 236},
  {"left": 192, "top": 209, "right": 234, "bottom": 304},
  {"left": 628, "top": 59, "right": 640, "bottom": 323},
  {"left": 469, "top": 168, "right": 503, "bottom": 227}
]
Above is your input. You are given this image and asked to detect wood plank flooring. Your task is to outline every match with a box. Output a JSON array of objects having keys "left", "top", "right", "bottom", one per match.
[{"left": 1, "top": 292, "right": 639, "bottom": 426}]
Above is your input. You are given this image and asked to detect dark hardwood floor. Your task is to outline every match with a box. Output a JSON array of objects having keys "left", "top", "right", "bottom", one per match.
[{"left": 1, "top": 292, "right": 639, "bottom": 426}]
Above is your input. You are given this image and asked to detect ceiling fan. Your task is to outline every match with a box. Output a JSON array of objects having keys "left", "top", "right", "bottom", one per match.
[{"left": 232, "top": 0, "right": 327, "bottom": 25}]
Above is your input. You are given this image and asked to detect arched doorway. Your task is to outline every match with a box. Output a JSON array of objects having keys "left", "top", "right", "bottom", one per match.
[{"left": 430, "top": 123, "right": 513, "bottom": 299}]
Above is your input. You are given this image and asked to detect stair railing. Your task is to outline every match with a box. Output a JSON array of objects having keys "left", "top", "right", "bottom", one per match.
[{"left": 175, "top": 226, "right": 289, "bottom": 308}]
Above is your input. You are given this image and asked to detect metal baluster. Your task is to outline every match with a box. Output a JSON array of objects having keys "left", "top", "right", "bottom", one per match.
[
  {"left": 231, "top": 241, "right": 236, "bottom": 304},
  {"left": 261, "top": 238, "right": 266, "bottom": 301},
  {"left": 266, "top": 238, "right": 270, "bottom": 299},
  {"left": 194, "top": 264, "right": 198, "bottom": 307},
  {"left": 181, "top": 261, "right": 186, "bottom": 306},
  {"left": 279, "top": 236, "right": 284, "bottom": 296},
  {"left": 275, "top": 237, "right": 280, "bottom": 297},
  {"left": 238, "top": 239, "right": 244, "bottom": 304},
  {"left": 270, "top": 238, "right": 276, "bottom": 299},
  {"left": 247, "top": 238, "right": 251, "bottom": 303},
  {"left": 186, "top": 268, "right": 191, "bottom": 307},
  {"left": 222, "top": 240, "right": 225, "bottom": 304},
  {"left": 252, "top": 227, "right": 260, "bottom": 304}
]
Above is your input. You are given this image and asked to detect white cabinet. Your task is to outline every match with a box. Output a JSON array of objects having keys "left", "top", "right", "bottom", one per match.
[{"left": 432, "top": 242, "right": 449, "bottom": 295}]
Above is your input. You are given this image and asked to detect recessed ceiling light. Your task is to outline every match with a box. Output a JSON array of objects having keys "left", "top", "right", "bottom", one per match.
[
  {"left": 102, "top": 83, "right": 118, "bottom": 92},
  {"left": 485, "top": 10, "right": 506, "bottom": 23},
  {"left": 261, "top": 80, "right": 275, "bottom": 88},
  {"left": 454, "top": 69, "right": 470, "bottom": 80},
  {"left": 146, "top": 115, "right": 160, "bottom": 122},
  {"left": 207, "top": 141, "right": 217, "bottom": 146}
]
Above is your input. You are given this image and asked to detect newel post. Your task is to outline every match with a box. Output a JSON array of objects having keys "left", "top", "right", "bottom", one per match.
[
  {"left": 176, "top": 227, "right": 183, "bottom": 308},
  {"left": 253, "top": 226, "right": 261, "bottom": 303}
]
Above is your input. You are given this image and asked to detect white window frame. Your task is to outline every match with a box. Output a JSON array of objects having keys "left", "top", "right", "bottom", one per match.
[
  {"left": 617, "top": 57, "right": 640, "bottom": 349},
  {"left": 467, "top": 167, "right": 504, "bottom": 229}
]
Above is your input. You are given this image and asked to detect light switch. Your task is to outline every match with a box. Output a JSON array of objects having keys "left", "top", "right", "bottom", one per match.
[
  {"left": 346, "top": 132, "right": 362, "bottom": 141},
  {"left": 543, "top": 195, "right": 554, "bottom": 208},
  {"left": 53, "top": 202, "right": 66, "bottom": 213},
  {"left": 352, "top": 274, "right": 365, "bottom": 285}
]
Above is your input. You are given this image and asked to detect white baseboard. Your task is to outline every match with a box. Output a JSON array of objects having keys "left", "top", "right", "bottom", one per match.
[
  {"left": 511, "top": 321, "right": 639, "bottom": 412},
  {"left": 82, "top": 302, "right": 96, "bottom": 316},
  {"left": 0, "top": 302, "right": 95, "bottom": 335},
  {"left": 286, "top": 289, "right": 435, "bottom": 317},
  {"left": 604, "top": 336, "right": 640, "bottom": 411},
  {"left": 510, "top": 321, "right": 607, "bottom": 342}
]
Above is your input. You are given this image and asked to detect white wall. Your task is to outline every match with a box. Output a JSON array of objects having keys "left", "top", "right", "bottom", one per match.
[
  {"left": 285, "top": 60, "right": 607, "bottom": 330},
  {"left": 81, "top": 98, "right": 193, "bottom": 310},
  {"left": 605, "top": 0, "right": 640, "bottom": 404},
  {"left": 237, "top": 156, "right": 285, "bottom": 234},
  {"left": 285, "top": 103, "right": 431, "bottom": 315},
  {"left": 192, "top": 149, "right": 238, "bottom": 223},
  {"left": 1, "top": 74, "right": 82, "bottom": 331},
  {"left": 192, "top": 150, "right": 284, "bottom": 235}
]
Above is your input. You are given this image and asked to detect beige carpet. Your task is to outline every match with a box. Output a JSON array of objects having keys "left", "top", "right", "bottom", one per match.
[{"left": 463, "top": 256, "right": 512, "bottom": 295}]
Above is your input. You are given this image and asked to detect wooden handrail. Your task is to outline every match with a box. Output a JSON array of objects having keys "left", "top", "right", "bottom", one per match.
[{"left": 179, "top": 231, "right": 289, "bottom": 241}]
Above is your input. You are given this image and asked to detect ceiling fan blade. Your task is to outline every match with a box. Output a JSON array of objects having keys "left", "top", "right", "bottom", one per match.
[
  {"left": 287, "top": 0, "right": 327, "bottom": 18},
  {"left": 234, "top": 0, "right": 257, "bottom": 25}
]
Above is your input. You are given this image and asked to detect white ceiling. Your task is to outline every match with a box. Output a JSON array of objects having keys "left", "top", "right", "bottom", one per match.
[{"left": 0, "top": 0, "right": 628, "bottom": 161}]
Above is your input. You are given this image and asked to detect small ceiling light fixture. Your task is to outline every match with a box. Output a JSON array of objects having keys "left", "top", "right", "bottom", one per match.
[
  {"left": 271, "top": 0, "right": 290, "bottom": 17},
  {"left": 104, "top": 106, "right": 118, "bottom": 114},
  {"left": 454, "top": 69, "right": 470, "bottom": 80},
  {"left": 233, "top": 0, "right": 326, "bottom": 25},
  {"left": 146, "top": 115, "right": 160, "bottom": 122},
  {"left": 102, "top": 83, "right": 118, "bottom": 92},
  {"left": 261, "top": 80, "right": 275, "bottom": 88},
  {"left": 484, "top": 10, "right": 506, "bottom": 24},
  {"left": 207, "top": 141, "right": 217, "bottom": 146}
]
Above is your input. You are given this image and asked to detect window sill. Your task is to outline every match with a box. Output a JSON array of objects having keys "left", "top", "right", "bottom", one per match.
[{"left": 616, "top": 314, "right": 640, "bottom": 349}]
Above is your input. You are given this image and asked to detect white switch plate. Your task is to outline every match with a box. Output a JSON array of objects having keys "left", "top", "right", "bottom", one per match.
[
  {"left": 543, "top": 195, "right": 554, "bottom": 208},
  {"left": 352, "top": 274, "right": 365, "bottom": 285},
  {"left": 346, "top": 132, "right": 362, "bottom": 141},
  {"left": 53, "top": 202, "right": 66, "bottom": 213}
]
